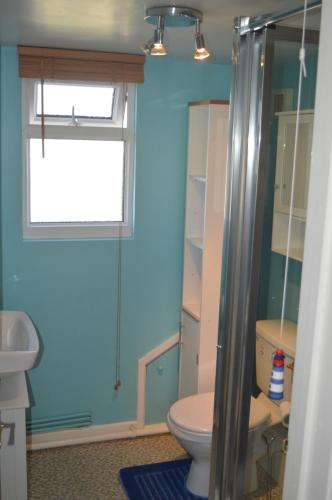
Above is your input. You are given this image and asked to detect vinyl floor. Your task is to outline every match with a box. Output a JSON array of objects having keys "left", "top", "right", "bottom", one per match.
[
  {"left": 27, "top": 433, "right": 282, "bottom": 499},
  {"left": 27, "top": 434, "right": 186, "bottom": 500}
]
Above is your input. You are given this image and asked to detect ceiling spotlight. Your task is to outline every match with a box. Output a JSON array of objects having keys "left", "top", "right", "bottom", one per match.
[
  {"left": 151, "top": 16, "right": 167, "bottom": 56},
  {"left": 141, "top": 39, "right": 153, "bottom": 56},
  {"left": 193, "top": 20, "right": 210, "bottom": 60},
  {"left": 143, "top": 6, "right": 210, "bottom": 60},
  {"left": 141, "top": 38, "right": 154, "bottom": 56}
]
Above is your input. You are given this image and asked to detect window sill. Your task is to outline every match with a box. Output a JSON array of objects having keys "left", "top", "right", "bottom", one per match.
[{"left": 23, "top": 223, "right": 132, "bottom": 240}]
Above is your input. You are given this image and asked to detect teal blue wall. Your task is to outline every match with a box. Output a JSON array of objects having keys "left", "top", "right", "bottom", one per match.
[
  {"left": 266, "top": 252, "right": 302, "bottom": 322},
  {"left": 0, "top": 47, "right": 231, "bottom": 428},
  {"left": 274, "top": 51, "right": 318, "bottom": 111}
]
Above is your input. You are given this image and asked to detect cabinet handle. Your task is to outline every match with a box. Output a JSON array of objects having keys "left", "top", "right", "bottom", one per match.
[
  {"left": 274, "top": 184, "right": 279, "bottom": 190},
  {"left": 287, "top": 362, "right": 294, "bottom": 371},
  {"left": 0, "top": 422, "right": 15, "bottom": 447}
]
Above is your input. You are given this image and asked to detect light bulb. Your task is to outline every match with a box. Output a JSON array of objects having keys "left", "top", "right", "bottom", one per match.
[
  {"left": 151, "top": 42, "right": 167, "bottom": 56},
  {"left": 194, "top": 22, "right": 210, "bottom": 61},
  {"left": 150, "top": 16, "right": 167, "bottom": 56},
  {"left": 193, "top": 47, "right": 210, "bottom": 60}
]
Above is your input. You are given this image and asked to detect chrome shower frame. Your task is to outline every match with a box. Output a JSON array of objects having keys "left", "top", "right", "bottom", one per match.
[{"left": 209, "top": 2, "right": 321, "bottom": 499}]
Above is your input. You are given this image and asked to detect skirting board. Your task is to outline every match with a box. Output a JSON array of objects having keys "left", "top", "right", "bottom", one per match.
[{"left": 27, "top": 421, "right": 169, "bottom": 451}]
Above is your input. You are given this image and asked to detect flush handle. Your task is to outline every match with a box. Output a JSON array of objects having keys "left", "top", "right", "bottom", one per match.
[{"left": 287, "top": 361, "right": 294, "bottom": 371}]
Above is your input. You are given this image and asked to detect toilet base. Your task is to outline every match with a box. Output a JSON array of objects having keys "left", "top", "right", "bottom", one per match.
[
  {"left": 186, "top": 458, "right": 210, "bottom": 498},
  {"left": 185, "top": 457, "right": 260, "bottom": 498}
]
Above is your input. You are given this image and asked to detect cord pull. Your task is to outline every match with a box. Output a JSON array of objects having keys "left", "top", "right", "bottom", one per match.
[{"left": 114, "top": 380, "right": 121, "bottom": 391}]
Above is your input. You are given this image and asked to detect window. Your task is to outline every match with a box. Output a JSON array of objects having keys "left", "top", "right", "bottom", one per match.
[{"left": 22, "top": 79, "right": 135, "bottom": 239}]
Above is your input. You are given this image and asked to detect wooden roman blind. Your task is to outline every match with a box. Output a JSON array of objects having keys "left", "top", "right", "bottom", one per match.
[{"left": 18, "top": 46, "right": 145, "bottom": 83}]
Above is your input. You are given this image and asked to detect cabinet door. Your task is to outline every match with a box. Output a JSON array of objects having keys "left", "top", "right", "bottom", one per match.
[
  {"left": 179, "top": 311, "right": 199, "bottom": 398},
  {"left": 274, "top": 112, "right": 313, "bottom": 219},
  {"left": 0, "top": 409, "right": 27, "bottom": 500}
]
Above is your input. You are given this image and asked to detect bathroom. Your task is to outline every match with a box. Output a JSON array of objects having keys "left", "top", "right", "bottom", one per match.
[{"left": 0, "top": 1, "right": 331, "bottom": 499}]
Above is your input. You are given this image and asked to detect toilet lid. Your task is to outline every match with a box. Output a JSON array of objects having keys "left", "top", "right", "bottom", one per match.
[
  {"left": 169, "top": 393, "right": 270, "bottom": 434},
  {"left": 169, "top": 392, "right": 214, "bottom": 433}
]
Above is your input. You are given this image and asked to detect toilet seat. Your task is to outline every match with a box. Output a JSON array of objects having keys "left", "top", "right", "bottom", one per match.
[{"left": 168, "top": 392, "right": 270, "bottom": 435}]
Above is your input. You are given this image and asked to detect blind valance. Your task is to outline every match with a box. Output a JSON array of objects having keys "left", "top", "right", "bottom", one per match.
[{"left": 18, "top": 46, "right": 145, "bottom": 83}]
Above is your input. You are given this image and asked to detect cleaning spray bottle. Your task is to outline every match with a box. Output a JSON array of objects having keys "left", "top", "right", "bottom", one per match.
[{"left": 268, "top": 348, "right": 285, "bottom": 400}]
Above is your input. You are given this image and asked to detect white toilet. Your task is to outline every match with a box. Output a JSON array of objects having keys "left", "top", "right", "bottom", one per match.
[{"left": 167, "top": 319, "right": 297, "bottom": 497}]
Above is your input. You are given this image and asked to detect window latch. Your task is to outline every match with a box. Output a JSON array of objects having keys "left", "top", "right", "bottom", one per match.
[{"left": 70, "top": 105, "right": 80, "bottom": 126}]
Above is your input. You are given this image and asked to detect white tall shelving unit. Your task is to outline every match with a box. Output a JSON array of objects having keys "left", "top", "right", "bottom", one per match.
[{"left": 179, "top": 100, "right": 229, "bottom": 399}]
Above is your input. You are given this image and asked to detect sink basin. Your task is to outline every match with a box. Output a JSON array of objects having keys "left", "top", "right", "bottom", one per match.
[{"left": 0, "top": 311, "right": 39, "bottom": 377}]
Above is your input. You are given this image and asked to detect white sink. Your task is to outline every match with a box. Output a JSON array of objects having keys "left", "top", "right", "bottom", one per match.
[{"left": 0, "top": 311, "right": 39, "bottom": 377}]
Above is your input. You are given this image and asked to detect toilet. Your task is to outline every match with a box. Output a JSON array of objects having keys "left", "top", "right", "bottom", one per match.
[{"left": 167, "top": 319, "right": 297, "bottom": 497}]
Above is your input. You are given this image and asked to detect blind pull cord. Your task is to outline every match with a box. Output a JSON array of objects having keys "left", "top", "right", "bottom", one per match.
[
  {"left": 114, "top": 82, "right": 128, "bottom": 391},
  {"left": 279, "top": 0, "right": 308, "bottom": 339},
  {"left": 40, "top": 70, "right": 45, "bottom": 158}
]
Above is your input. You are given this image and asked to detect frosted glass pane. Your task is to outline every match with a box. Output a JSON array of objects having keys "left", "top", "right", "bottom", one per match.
[
  {"left": 36, "top": 84, "right": 115, "bottom": 119},
  {"left": 29, "top": 139, "right": 124, "bottom": 223}
]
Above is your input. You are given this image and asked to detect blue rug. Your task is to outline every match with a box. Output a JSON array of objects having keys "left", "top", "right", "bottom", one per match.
[{"left": 119, "top": 458, "right": 208, "bottom": 499}]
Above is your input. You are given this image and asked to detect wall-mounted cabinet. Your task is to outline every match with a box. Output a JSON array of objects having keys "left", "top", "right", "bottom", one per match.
[
  {"left": 272, "top": 109, "right": 314, "bottom": 262},
  {"left": 179, "top": 100, "right": 229, "bottom": 398}
]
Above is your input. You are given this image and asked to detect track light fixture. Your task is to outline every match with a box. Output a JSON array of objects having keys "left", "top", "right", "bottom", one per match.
[
  {"left": 151, "top": 16, "right": 167, "bottom": 56},
  {"left": 193, "top": 19, "right": 210, "bottom": 60},
  {"left": 143, "top": 6, "right": 210, "bottom": 61}
]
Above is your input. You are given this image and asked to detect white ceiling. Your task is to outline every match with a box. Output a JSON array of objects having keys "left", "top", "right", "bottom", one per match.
[{"left": 0, "top": 0, "right": 308, "bottom": 63}]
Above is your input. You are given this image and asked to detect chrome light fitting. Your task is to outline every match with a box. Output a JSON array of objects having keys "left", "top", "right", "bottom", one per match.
[
  {"left": 151, "top": 15, "right": 166, "bottom": 56},
  {"left": 143, "top": 6, "right": 210, "bottom": 60},
  {"left": 193, "top": 19, "right": 210, "bottom": 60}
]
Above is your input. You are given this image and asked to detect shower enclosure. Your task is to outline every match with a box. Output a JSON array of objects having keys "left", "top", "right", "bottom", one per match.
[{"left": 209, "top": 3, "right": 321, "bottom": 499}]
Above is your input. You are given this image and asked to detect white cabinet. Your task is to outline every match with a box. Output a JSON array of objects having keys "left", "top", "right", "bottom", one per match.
[
  {"left": 272, "top": 110, "right": 314, "bottom": 261},
  {"left": 179, "top": 100, "right": 229, "bottom": 399},
  {"left": 179, "top": 312, "right": 199, "bottom": 397},
  {"left": 0, "top": 373, "right": 29, "bottom": 500}
]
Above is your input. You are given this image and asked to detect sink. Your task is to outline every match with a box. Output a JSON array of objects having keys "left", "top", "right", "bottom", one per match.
[{"left": 0, "top": 311, "right": 39, "bottom": 377}]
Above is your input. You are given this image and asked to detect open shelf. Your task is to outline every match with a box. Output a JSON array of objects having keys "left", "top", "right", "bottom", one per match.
[
  {"left": 271, "top": 247, "right": 303, "bottom": 262},
  {"left": 180, "top": 101, "right": 229, "bottom": 399},
  {"left": 271, "top": 211, "right": 306, "bottom": 263}
]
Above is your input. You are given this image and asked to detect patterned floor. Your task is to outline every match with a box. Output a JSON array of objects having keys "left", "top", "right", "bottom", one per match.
[
  {"left": 27, "top": 434, "right": 186, "bottom": 500},
  {"left": 27, "top": 433, "right": 282, "bottom": 499}
]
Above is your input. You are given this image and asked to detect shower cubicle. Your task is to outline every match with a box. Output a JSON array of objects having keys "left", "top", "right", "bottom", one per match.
[{"left": 209, "top": 2, "right": 322, "bottom": 498}]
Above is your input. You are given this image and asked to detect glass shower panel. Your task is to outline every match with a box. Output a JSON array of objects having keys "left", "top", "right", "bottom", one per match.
[{"left": 245, "top": 10, "right": 320, "bottom": 500}]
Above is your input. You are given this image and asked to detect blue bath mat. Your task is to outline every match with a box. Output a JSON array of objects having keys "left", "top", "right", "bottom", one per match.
[{"left": 119, "top": 458, "right": 208, "bottom": 499}]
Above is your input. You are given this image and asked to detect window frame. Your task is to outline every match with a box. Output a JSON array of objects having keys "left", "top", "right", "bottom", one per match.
[{"left": 22, "top": 78, "right": 135, "bottom": 240}]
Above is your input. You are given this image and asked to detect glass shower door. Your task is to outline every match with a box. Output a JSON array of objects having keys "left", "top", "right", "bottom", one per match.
[{"left": 209, "top": 5, "right": 320, "bottom": 500}]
